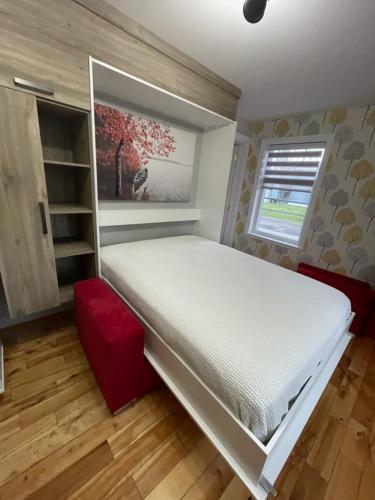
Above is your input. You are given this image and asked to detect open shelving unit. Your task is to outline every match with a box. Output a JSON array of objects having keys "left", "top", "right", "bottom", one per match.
[{"left": 37, "top": 99, "right": 98, "bottom": 304}]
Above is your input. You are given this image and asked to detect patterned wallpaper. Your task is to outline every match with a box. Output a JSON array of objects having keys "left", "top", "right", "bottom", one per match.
[{"left": 233, "top": 105, "right": 375, "bottom": 286}]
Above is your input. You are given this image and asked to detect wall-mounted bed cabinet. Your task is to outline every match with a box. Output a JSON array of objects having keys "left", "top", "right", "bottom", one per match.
[
  {"left": 92, "top": 59, "right": 237, "bottom": 251},
  {"left": 0, "top": 86, "right": 98, "bottom": 322}
]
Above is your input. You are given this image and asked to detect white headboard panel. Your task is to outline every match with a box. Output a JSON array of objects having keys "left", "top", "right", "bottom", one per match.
[{"left": 90, "top": 57, "right": 236, "bottom": 263}]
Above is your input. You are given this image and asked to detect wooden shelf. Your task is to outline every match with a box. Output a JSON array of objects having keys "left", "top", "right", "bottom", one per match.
[
  {"left": 44, "top": 159, "right": 91, "bottom": 169},
  {"left": 49, "top": 203, "right": 92, "bottom": 215},
  {"left": 54, "top": 240, "right": 95, "bottom": 258},
  {"left": 59, "top": 285, "right": 74, "bottom": 305},
  {"left": 99, "top": 208, "right": 201, "bottom": 227}
]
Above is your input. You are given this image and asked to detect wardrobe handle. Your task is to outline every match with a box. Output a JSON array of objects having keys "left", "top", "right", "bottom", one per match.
[
  {"left": 14, "top": 77, "right": 54, "bottom": 96},
  {"left": 38, "top": 202, "right": 48, "bottom": 235}
]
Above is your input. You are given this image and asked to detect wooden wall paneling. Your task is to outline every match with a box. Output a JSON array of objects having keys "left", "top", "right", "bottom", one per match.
[
  {"left": 74, "top": 0, "right": 241, "bottom": 100},
  {"left": 0, "top": 0, "right": 239, "bottom": 119},
  {"left": 0, "top": 7, "right": 90, "bottom": 110},
  {"left": 0, "top": 87, "right": 60, "bottom": 318}
]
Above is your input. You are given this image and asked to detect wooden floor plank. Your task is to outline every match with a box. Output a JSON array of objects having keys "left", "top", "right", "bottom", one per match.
[
  {"left": 340, "top": 418, "right": 369, "bottom": 471},
  {"left": 357, "top": 460, "right": 375, "bottom": 500},
  {"left": 133, "top": 435, "right": 187, "bottom": 498},
  {"left": 0, "top": 315, "right": 375, "bottom": 500},
  {"left": 329, "top": 371, "right": 361, "bottom": 425},
  {"left": 307, "top": 416, "right": 346, "bottom": 481},
  {"left": 28, "top": 442, "right": 113, "bottom": 500},
  {"left": 145, "top": 437, "right": 217, "bottom": 500},
  {"left": 0, "top": 413, "right": 56, "bottom": 460},
  {"left": 18, "top": 371, "right": 96, "bottom": 428},
  {"left": 274, "top": 429, "right": 316, "bottom": 499},
  {"left": 69, "top": 411, "right": 186, "bottom": 500},
  {"left": 0, "top": 401, "right": 108, "bottom": 486},
  {"left": 218, "top": 475, "right": 250, "bottom": 500},
  {"left": 351, "top": 390, "right": 375, "bottom": 431},
  {"left": 183, "top": 454, "right": 234, "bottom": 500},
  {"left": 0, "top": 416, "right": 19, "bottom": 441},
  {"left": 105, "top": 476, "right": 142, "bottom": 500},
  {"left": 175, "top": 416, "right": 204, "bottom": 453},
  {"left": 7, "top": 356, "right": 66, "bottom": 388},
  {"left": 289, "top": 463, "right": 327, "bottom": 500},
  {"left": 348, "top": 337, "right": 375, "bottom": 378},
  {"left": 0, "top": 396, "right": 161, "bottom": 499},
  {"left": 324, "top": 453, "right": 361, "bottom": 500},
  {"left": 307, "top": 383, "right": 336, "bottom": 435},
  {"left": 108, "top": 404, "right": 174, "bottom": 458}
]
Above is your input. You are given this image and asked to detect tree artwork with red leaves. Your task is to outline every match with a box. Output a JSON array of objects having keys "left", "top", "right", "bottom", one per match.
[{"left": 95, "top": 103, "right": 176, "bottom": 200}]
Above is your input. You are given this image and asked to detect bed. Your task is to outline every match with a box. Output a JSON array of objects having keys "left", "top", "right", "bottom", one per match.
[{"left": 101, "top": 235, "right": 353, "bottom": 498}]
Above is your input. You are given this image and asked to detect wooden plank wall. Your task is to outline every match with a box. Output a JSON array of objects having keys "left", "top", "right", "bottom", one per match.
[{"left": 0, "top": 0, "right": 240, "bottom": 118}]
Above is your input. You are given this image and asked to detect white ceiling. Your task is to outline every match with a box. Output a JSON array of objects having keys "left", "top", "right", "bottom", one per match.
[{"left": 108, "top": 0, "right": 375, "bottom": 121}]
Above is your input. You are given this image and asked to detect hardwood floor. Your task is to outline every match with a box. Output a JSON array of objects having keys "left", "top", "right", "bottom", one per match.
[{"left": 0, "top": 312, "right": 374, "bottom": 499}]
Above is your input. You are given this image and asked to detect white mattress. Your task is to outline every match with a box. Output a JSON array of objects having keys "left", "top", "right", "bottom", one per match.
[{"left": 101, "top": 235, "right": 351, "bottom": 442}]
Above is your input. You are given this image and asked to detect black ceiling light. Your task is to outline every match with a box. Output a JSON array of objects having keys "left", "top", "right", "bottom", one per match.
[{"left": 243, "top": 0, "right": 268, "bottom": 24}]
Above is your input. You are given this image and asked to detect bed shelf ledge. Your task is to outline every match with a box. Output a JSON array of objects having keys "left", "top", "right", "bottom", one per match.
[{"left": 98, "top": 208, "right": 201, "bottom": 227}]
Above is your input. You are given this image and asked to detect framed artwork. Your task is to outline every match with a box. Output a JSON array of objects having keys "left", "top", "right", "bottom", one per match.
[{"left": 95, "top": 102, "right": 197, "bottom": 201}]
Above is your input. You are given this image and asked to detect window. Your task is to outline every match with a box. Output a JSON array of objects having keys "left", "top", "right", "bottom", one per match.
[{"left": 248, "top": 136, "right": 332, "bottom": 248}]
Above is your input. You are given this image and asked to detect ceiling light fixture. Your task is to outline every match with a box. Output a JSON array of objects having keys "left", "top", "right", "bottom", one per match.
[{"left": 243, "top": 0, "right": 268, "bottom": 24}]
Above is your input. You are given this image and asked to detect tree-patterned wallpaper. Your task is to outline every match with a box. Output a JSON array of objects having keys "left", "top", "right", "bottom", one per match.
[{"left": 233, "top": 105, "right": 375, "bottom": 286}]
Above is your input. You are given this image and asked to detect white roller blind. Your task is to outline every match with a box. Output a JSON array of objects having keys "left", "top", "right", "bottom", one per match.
[{"left": 262, "top": 142, "right": 326, "bottom": 193}]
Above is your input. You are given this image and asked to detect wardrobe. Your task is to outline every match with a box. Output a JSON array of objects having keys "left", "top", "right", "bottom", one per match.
[{"left": 0, "top": 86, "right": 98, "bottom": 322}]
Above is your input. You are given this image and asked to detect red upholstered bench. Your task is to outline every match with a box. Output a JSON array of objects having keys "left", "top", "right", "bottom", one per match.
[
  {"left": 74, "top": 278, "right": 160, "bottom": 413},
  {"left": 297, "top": 263, "right": 375, "bottom": 337}
]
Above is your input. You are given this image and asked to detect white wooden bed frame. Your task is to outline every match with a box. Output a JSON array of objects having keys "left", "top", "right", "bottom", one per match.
[{"left": 102, "top": 276, "right": 354, "bottom": 499}]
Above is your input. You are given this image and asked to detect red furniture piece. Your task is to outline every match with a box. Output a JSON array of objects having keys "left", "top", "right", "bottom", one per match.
[
  {"left": 74, "top": 277, "right": 160, "bottom": 413},
  {"left": 297, "top": 263, "right": 375, "bottom": 337}
]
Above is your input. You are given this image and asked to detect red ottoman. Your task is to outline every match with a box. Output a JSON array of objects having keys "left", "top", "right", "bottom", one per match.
[
  {"left": 297, "top": 263, "right": 375, "bottom": 336},
  {"left": 74, "top": 278, "right": 160, "bottom": 413}
]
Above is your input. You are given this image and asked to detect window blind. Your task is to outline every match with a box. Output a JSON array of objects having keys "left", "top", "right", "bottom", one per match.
[{"left": 262, "top": 142, "right": 326, "bottom": 193}]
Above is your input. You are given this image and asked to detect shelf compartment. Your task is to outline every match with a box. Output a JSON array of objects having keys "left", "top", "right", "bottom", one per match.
[
  {"left": 59, "top": 285, "right": 74, "bottom": 305},
  {"left": 37, "top": 100, "right": 90, "bottom": 164},
  {"left": 54, "top": 239, "right": 95, "bottom": 259},
  {"left": 56, "top": 254, "right": 96, "bottom": 289},
  {"left": 44, "top": 160, "right": 91, "bottom": 169},
  {"left": 49, "top": 204, "right": 92, "bottom": 215},
  {"left": 45, "top": 164, "right": 92, "bottom": 208}
]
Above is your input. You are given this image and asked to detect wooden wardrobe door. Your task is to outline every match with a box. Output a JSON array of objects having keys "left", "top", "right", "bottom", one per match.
[{"left": 0, "top": 87, "right": 59, "bottom": 318}]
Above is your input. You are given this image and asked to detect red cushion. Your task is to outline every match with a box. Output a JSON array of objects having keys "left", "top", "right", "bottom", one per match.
[
  {"left": 297, "top": 263, "right": 375, "bottom": 336},
  {"left": 74, "top": 278, "right": 160, "bottom": 412}
]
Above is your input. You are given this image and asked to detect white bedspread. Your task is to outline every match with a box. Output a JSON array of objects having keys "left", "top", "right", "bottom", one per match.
[{"left": 101, "top": 235, "right": 351, "bottom": 442}]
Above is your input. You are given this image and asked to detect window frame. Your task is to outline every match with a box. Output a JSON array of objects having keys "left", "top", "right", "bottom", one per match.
[{"left": 247, "top": 134, "right": 334, "bottom": 250}]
